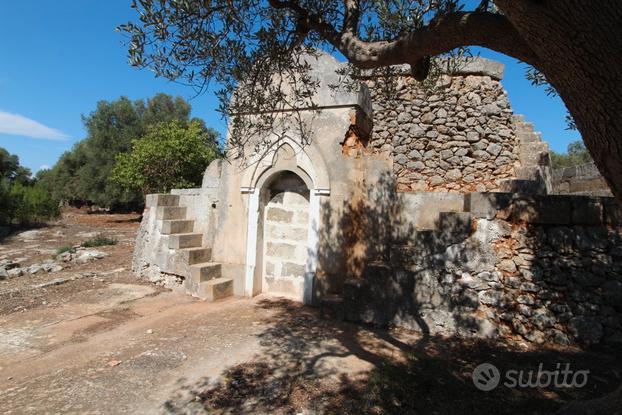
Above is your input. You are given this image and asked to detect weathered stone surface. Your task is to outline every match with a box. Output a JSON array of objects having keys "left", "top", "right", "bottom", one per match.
[
  {"left": 7, "top": 268, "right": 23, "bottom": 278},
  {"left": 266, "top": 208, "right": 294, "bottom": 223},
  {"left": 266, "top": 242, "right": 296, "bottom": 257}
]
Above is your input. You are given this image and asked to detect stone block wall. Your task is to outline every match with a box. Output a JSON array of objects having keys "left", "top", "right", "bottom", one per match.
[
  {"left": 262, "top": 189, "right": 310, "bottom": 299},
  {"left": 338, "top": 192, "right": 622, "bottom": 347},
  {"left": 552, "top": 162, "right": 613, "bottom": 197},
  {"left": 361, "top": 62, "right": 548, "bottom": 193}
]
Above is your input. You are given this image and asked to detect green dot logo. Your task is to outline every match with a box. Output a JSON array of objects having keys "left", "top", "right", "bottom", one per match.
[{"left": 472, "top": 363, "right": 501, "bottom": 392}]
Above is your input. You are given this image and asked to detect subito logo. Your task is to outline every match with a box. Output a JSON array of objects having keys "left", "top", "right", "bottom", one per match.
[{"left": 472, "top": 363, "right": 501, "bottom": 391}]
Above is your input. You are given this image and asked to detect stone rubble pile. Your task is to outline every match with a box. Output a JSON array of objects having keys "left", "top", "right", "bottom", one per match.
[{"left": 0, "top": 249, "right": 109, "bottom": 279}]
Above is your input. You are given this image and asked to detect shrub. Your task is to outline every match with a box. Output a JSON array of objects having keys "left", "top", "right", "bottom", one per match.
[
  {"left": 111, "top": 119, "right": 220, "bottom": 195},
  {"left": 56, "top": 246, "right": 77, "bottom": 255},
  {"left": 0, "top": 180, "right": 59, "bottom": 226},
  {"left": 81, "top": 234, "right": 118, "bottom": 248}
]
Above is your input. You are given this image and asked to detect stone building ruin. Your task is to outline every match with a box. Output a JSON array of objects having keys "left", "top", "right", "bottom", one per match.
[{"left": 134, "top": 53, "right": 622, "bottom": 347}]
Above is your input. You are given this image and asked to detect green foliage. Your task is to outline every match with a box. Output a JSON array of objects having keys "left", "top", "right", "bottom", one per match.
[
  {"left": 0, "top": 148, "right": 59, "bottom": 226},
  {"left": 111, "top": 120, "right": 221, "bottom": 194},
  {"left": 81, "top": 234, "right": 118, "bottom": 248},
  {"left": 56, "top": 246, "right": 77, "bottom": 255},
  {"left": 525, "top": 67, "right": 577, "bottom": 131},
  {"left": 39, "top": 93, "right": 201, "bottom": 210},
  {"left": 0, "top": 148, "right": 31, "bottom": 184},
  {"left": 550, "top": 140, "right": 593, "bottom": 169},
  {"left": 118, "top": 1, "right": 470, "bottom": 158}
]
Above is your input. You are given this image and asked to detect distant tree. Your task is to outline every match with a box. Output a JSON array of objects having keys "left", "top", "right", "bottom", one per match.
[
  {"left": 0, "top": 147, "right": 58, "bottom": 226},
  {"left": 0, "top": 147, "right": 31, "bottom": 184},
  {"left": 40, "top": 93, "right": 198, "bottom": 210},
  {"left": 111, "top": 120, "right": 221, "bottom": 194},
  {"left": 550, "top": 140, "right": 593, "bottom": 169}
]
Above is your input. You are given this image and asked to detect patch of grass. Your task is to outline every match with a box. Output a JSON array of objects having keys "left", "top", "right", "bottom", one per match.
[
  {"left": 55, "top": 246, "right": 76, "bottom": 255},
  {"left": 81, "top": 234, "right": 118, "bottom": 248}
]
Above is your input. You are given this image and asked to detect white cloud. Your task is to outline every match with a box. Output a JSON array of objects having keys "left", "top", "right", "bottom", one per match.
[
  {"left": 39, "top": 164, "right": 51, "bottom": 171},
  {"left": 0, "top": 110, "right": 69, "bottom": 140}
]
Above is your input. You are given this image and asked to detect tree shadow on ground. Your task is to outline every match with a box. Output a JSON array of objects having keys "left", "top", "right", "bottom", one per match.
[{"left": 162, "top": 298, "right": 622, "bottom": 415}]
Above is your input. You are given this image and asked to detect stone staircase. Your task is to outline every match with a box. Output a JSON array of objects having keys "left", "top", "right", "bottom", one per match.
[
  {"left": 151, "top": 194, "right": 233, "bottom": 301},
  {"left": 499, "top": 115, "right": 552, "bottom": 194}
]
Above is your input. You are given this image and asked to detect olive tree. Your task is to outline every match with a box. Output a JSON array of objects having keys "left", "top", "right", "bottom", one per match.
[{"left": 118, "top": 0, "right": 622, "bottom": 201}]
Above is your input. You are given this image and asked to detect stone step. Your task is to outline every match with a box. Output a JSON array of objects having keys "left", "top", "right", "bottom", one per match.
[
  {"left": 180, "top": 247, "right": 212, "bottom": 265},
  {"left": 156, "top": 206, "right": 187, "bottom": 220},
  {"left": 168, "top": 233, "right": 203, "bottom": 249},
  {"left": 146, "top": 194, "right": 180, "bottom": 207},
  {"left": 189, "top": 262, "right": 222, "bottom": 283},
  {"left": 196, "top": 277, "right": 233, "bottom": 302},
  {"left": 499, "top": 179, "right": 546, "bottom": 195},
  {"left": 161, "top": 219, "right": 194, "bottom": 235},
  {"left": 516, "top": 166, "right": 541, "bottom": 181}
]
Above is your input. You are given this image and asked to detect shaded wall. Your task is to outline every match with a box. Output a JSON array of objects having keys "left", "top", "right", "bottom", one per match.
[{"left": 335, "top": 192, "right": 622, "bottom": 346}]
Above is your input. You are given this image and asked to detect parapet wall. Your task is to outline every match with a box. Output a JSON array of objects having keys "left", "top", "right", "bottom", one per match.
[
  {"left": 336, "top": 192, "right": 622, "bottom": 346},
  {"left": 552, "top": 162, "right": 613, "bottom": 197}
]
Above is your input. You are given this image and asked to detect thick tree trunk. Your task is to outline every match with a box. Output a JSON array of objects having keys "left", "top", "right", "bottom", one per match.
[{"left": 495, "top": 0, "right": 622, "bottom": 202}]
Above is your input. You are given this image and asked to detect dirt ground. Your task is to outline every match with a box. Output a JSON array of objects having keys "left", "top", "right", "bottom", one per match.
[{"left": 1, "top": 211, "right": 621, "bottom": 414}]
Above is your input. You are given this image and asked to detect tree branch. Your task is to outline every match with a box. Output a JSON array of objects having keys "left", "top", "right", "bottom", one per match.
[
  {"left": 342, "top": 0, "right": 361, "bottom": 35},
  {"left": 267, "top": 1, "right": 540, "bottom": 72},
  {"left": 335, "top": 12, "right": 539, "bottom": 70}
]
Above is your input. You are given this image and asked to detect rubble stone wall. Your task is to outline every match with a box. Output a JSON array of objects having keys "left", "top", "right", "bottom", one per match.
[
  {"left": 338, "top": 193, "right": 622, "bottom": 346},
  {"left": 364, "top": 68, "right": 529, "bottom": 193}
]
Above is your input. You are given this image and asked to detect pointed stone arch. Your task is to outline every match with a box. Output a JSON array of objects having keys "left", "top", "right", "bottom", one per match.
[
  {"left": 240, "top": 136, "right": 330, "bottom": 196},
  {"left": 242, "top": 136, "right": 329, "bottom": 304}
]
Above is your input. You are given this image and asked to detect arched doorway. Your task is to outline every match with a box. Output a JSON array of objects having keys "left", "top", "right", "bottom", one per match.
[
  {"left": 259, "top": 171, "right": 310, "bottom": 299},
  {"left": 242, "top": 140, "right": 330, "bottom": 304}
]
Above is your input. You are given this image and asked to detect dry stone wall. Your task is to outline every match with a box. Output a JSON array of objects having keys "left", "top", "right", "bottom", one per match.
[
  {"left": 335, "top": 193, "right": 622, "bottom": 347},
  {"left": 552, "top": 162, "right": 613, "bottom": 197},
  {"left": 364, "top": 67, "right": 526, "bottom": 193}
]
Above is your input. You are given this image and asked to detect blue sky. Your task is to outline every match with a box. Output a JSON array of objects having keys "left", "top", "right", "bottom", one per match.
[{"left": 0, "top": 1, "right": 579, "bottom": 174}]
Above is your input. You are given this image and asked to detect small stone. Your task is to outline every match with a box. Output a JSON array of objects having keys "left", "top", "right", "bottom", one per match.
[
  {"left": 517, "top": 295, "right": 535, "bottom": 305},
  {"left": 523, "top": 330, "right": 546, "bottom": 344},
  {"left": 486, "top": 143, "right": 502, "bottom": 156},
  {"left": 520, "top": 282, "right": 538, "bottom": 293},
  {"left": 397, "top": 112, "right": 411, "bottom": 123},
  {"left": 407, "top": 161, "right": 425, "bottom": 171},
  {"left": 146, "top": 329, "right": 154, "bottom": 334},
  {"left": 0, "top": 267, "right": 7, "bottom": 280},
  {"left": 28, "top": 265, "right": 43, "bottom": 274},
  {"left": 446, "top": 169, "right": 462, "bottom": 181},
  {"left": 429, "top": 176, "right": 445, "bottom": 186},
  {"left": 498, "top": 259, "right": 517, "bottom": 274},
  {"left": 7, "top": 268, "right": 23, "bottom": 278},
  {"left": 478, "top": 290, "right": 503, "bottom": 306},
  {"left": 466, "top": 131, "right": 480, "bottom": 142},
  {"left": 549, "top": 329, "right": 571, "bottom": 345},
  {"left": 421, "top": 112, "right": 436, "bottom": 123}
]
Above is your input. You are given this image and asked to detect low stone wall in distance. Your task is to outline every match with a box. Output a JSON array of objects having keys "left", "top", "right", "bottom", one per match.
[
  {"left": 552, "top": 162, "right": 613, "bottom": 197},
  {"left": 337, "top": 192, "right": 622, "bottom": 347}
]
